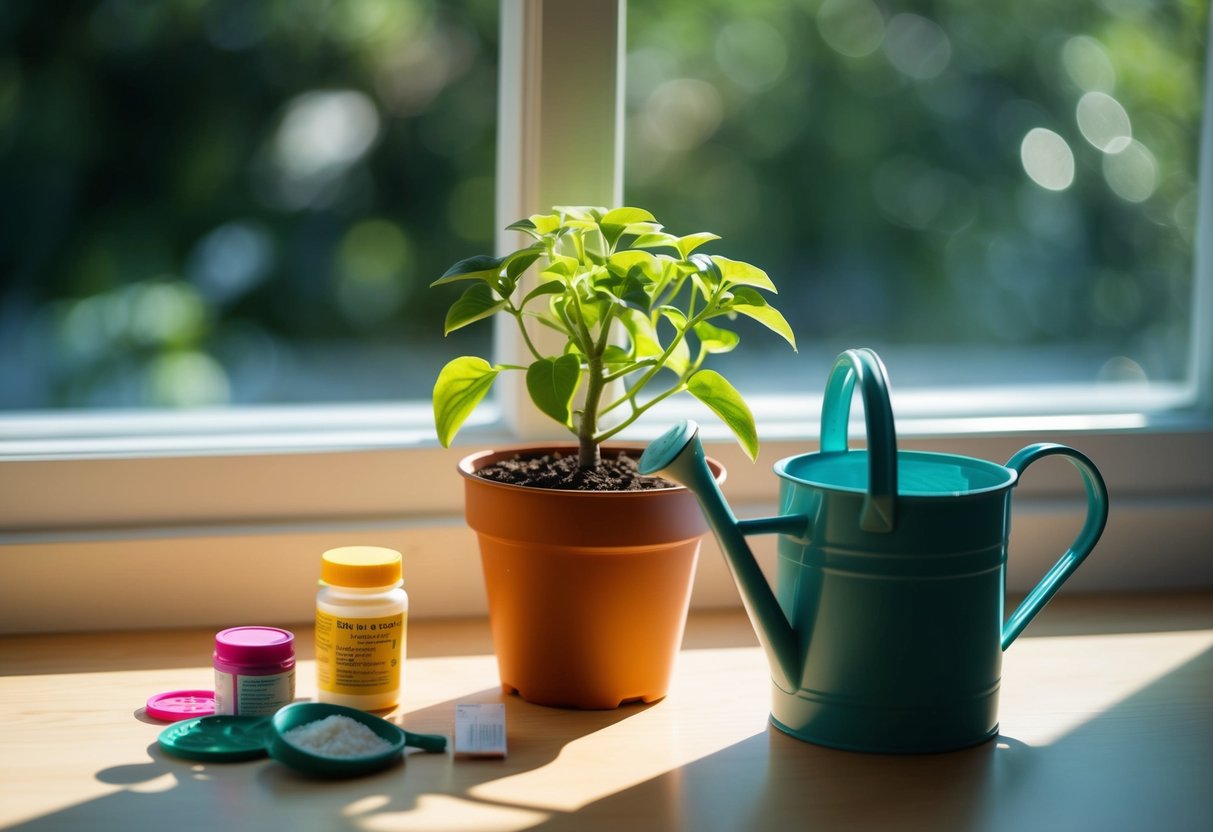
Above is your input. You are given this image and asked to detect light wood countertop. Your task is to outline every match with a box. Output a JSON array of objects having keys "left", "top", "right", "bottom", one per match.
[{"left": 2, "top": 593, "right": 1211, "bottom": 832}]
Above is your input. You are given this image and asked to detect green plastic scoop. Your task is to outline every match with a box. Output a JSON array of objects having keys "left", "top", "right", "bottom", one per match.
[{"left": 158, "top": 701, "right": 447, "bottom": 777}]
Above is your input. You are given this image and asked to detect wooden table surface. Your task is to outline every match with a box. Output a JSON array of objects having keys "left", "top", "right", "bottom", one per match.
[{"left": 2, "top": 593, "right": 1211, "bottom": 832}]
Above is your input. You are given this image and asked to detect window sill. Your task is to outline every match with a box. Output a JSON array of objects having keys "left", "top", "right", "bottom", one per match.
[{"left": 2, "top": 402, "right": 1210, "bottom": 633}]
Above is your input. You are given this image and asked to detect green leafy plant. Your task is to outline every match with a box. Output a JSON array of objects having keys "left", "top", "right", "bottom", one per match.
[{"left": 432, "top": 206, "right": 796, "bottom": 469}]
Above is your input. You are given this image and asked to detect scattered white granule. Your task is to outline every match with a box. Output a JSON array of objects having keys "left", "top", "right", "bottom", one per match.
[{"left": 281, "top": 714, "right": 394, "bottom": 758}]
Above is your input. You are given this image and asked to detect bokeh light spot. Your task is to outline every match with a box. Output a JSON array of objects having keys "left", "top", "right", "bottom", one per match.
[
  {"left": 714, "top": 19, "right": 788, "bottom": 91},
  {"left": 128, "top": 282, "right": 208, "bottom": 348},
  {"left": 188, "top": 221, "right": 275, "bottom": 305},
  {"left": 1102, "top": 139, "right": 1157, "bottom": 202},
  {"left": 1076, "top": 91, "right": 1132, "bottom": 153},
  {"left": 1061, "top": 35, "right": 1116, "bottom": 92},
  {"left": 1097, "top": 356, "right": 1147, "bottom": 383},
  {"left": 642, "top": 78, "right": 723, "bottom": 152},
  {"left": 1020, "top": 127, "right": 1075, "bottom": 191},
  {"left": 146, "top": 351, "right": 230, "bottom": 407},
  {"left": 817, "top": 0, "right": 885, "bottom": 59},
  {"left": 883, "top": 14, "right": 952, "bottom": 80},
  {"left": 270, "top": 90, "right": 380, "bottom": 208}
]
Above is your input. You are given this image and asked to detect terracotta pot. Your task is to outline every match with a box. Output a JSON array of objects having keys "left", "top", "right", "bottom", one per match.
[{"left": 459, "top": 445, "right": 724, "bottom": 709}]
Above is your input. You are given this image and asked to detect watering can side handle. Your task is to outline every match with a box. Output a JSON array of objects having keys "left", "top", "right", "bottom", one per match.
[{"left": 1001, "top": 443, "right": 1110, "bottom": 651}]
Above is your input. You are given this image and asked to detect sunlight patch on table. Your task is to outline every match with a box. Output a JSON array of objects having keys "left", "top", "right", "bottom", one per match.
[
  {"left": 469, "top": 647, "right": 770, "bottom": 812},
  {"left": 355, "top": 793, "right": 548, "bottom": 832},
  {"left": 1000, "top": 630, "right": 1213, "bottom": 746}
]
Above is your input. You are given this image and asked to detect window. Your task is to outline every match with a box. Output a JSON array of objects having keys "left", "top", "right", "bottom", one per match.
[
  {"left": 0, "top": 0, "right": 1210, "bottom": 633},
  {"left": 0, "top": 0, "right": 498, "bottom": 411},
  {"left": 624, "top": 0, "right": 1208, "bottom": 413}
]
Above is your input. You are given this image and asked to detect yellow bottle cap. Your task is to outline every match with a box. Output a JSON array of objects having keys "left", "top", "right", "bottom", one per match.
[{"left": 320, "top": 546, "right": 402, "bottom": 588}]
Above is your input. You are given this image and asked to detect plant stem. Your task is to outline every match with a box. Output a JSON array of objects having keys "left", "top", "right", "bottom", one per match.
[
  {"left": 576, "top": 304, "right": 619, "bottom": 469},
  {"left": 600, "top": 319, "right": 691, "bottom": 415},
  {"left": 509, "top": 308, "right": 546, "bottom": 362},
  {"left": 579, "top": 351, "right": 604, "bottom": 468},
  {"left": 595, "top": 383, "right": 685, "bottom": 443}
]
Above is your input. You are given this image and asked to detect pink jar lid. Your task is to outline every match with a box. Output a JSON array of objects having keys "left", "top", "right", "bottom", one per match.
[
  {"left": 214, "top": 626, "right": 295, "bottom": 667},
  {"left": 146, "top": 689, "right": 216, "bottom": 722}
]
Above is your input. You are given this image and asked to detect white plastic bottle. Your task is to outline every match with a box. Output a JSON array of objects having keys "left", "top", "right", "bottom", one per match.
[{"left": 315, "top": 546, "right": 408, "bottom": 711}]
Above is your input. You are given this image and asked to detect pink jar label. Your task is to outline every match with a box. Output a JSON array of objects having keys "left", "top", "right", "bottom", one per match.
[{"left": 214, "top": 667, "right": 295, "bottom": 716}]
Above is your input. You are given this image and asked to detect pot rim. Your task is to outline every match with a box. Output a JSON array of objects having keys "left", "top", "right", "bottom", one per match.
[{"left": 457, "top": 443, "right": 726, "bottom": 494}]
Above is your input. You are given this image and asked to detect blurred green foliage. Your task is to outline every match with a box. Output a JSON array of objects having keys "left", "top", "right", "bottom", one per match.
[
  {"left": 0, "top": 0, "right": 497, "bottom": 407},
  {"left": 0, "top": 0, "right": 1207, "bottom": 408},
  {"left": 627, "top": 0, "right": 1207, "bottom": 386}
]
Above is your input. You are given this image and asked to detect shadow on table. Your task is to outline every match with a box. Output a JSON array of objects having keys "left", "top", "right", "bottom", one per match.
[
  {"left": 5, "top": 686, "right": 653, "bottom": 832},
  {"left": 518, "top": 644, "right": 1213, "bottom": 832}
]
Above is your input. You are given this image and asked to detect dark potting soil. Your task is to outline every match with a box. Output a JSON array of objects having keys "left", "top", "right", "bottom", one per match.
[{"left": 474, "top": 452, "right": 676, "bottom": 491}]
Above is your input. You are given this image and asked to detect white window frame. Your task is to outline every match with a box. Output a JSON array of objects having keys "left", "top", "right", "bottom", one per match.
[{"left": 1, "top": 0, "right": 1211, "bottom": 634}]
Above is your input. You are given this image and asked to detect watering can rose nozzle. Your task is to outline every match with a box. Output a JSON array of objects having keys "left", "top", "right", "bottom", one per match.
[{"left": 638, "top": 420, "right": 713, "bottom": 491}]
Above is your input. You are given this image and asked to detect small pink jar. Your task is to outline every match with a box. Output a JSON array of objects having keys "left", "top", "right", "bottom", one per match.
[{"left": 213, "top": 626, "right": 296, "bottom": 716}]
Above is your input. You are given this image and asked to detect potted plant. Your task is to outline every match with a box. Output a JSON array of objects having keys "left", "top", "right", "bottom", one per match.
[{"left": 433, "top": 205, "right": 795, "bottom": 709}]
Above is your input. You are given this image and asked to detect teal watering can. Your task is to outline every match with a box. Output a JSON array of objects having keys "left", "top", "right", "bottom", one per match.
[{"left": 639, "top": 348, "right": 1108, "bottom": 753}]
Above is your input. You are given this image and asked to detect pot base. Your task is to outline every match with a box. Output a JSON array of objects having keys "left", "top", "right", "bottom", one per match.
[{"left": 501, "top": 682, "right": 666, "bottom": 711}]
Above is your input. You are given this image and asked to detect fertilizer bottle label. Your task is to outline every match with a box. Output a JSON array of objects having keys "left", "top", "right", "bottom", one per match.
[{"left": 315, "top": 611, "right": 405, "bottom": 695}]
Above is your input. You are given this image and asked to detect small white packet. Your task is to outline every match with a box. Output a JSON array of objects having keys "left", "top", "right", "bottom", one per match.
[{"left": 454, "top": 703, "right": 507, "bottom": 758}]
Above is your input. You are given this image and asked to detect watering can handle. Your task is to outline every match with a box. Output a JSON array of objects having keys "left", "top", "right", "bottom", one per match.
[
  {"left": 820, "top": 348, "right": 898, "bottom": 533},
  {"left": 1001, "top": 443, "right": 1109, "bottom": 650}
]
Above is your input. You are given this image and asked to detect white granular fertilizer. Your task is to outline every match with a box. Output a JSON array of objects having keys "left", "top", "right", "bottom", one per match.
[{"left": 281, "top": 714, "right": 394, "bottom": 758}]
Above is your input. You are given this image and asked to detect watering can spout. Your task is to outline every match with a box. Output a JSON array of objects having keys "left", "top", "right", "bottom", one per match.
[{"left": 639, "top": 421, "right": 803, "bottom": 693}]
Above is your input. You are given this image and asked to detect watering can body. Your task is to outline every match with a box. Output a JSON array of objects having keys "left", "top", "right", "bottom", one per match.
[
  {"left": 639, "top": 349, "right": 1108, "bottom": 753},
  {"left": 769, "top": 455, "right": 1012, "bottom": 752}
]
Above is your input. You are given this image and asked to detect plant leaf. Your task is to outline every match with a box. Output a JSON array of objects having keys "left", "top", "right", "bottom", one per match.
[
  {"left": 526, "top": 354, "right": 582, "bottom": 426},
  {"left": 601, "top": 344, "right": 632, "bottom": 367},
  {"left": 444, "top": 283, "right": 507, "bottom": 335},
  {"left": 555, "top": 205, "right": 602, "bottom": 222},
  {"left": 611, "top": 268, "right": 652, "bottom": 312},
  {"left": 540, "top": 254, "right": 580, "bottom": 284},
  {"left": 600, "top": 207, "right": 657, "bottom": 247},
  {"left": 657, "top": 305, "right": 688, "bottom": 330},
  {"left": 505, "top": 218, "right": 541, "bottom": 239},
  {"left": 690, "top": 252, "right": 724, "bottom": 287},
  {"left": 505, "top": 248, "right": 543, "bottom": 281},
  {"left": 728, "top": 287, "right": 798, "bottom": 351},
  {"left": 632, "top": 231, "right": 681, "bottom": 250},
  {"left": 522, "top": 279, "right": 565, "bottom": 306},
  {"left": 607, "top": 250, "right": 662, "bottom": 282},
  {"left": 712, "top": 255, "right": 777, "bottom": 292},
  {"left": 431, "top": 254, "right": 503, "bottom": 287},
  {"left": 686, "top": 369, "right": 759, "bottom": 460},
  {"left": 676, "top": 232, "right": 721, "bottom": 258},
  {"left": 653, "top": 312, "right": 691, "bottom": 374},
  {"left": 620, "top": 308, "right": 664, "bottom": 359},
  {"left": 667, "top": 333, "right": 691, "bottom": 376},
  {"left": 693, "top": 320, "right": 740, "bottom": 354},
  {"left": 433, "top": 356, "right": 499, "bottom": 447},
  {"left": 529, "top": 213, "right": 562, "bottom": 235},
  {"left": 601, "top": 207, "right": 656, "bottom": 227},
  {"left": 623, "top": 221, "right": 664, "bottom": 237}
]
